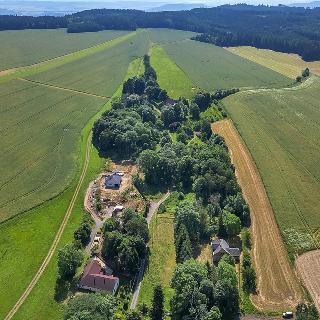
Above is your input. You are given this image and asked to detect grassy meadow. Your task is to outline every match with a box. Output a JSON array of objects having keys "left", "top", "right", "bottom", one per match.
[
  {"left": 223, "top": 76, "right": 320, "bottom": 257},
  {"left": 163, "top": 40, "right": 293, "bottom": 91},
  {"left": 227, "top": 46, "right": 320, "bottom": 79},
  {"left": 28, "top": 31, "right": 149, "bottom": 97},
  {"left": 150, "top": 45, "right": 195, "bottom": 99},
  {"left": 0, "top": 58, "right": 144, "bottom": 320},
  {"left": 0, "top": 79, "right": 105, "bottom": 222},
  {"left": 0, "top": 29, "right": 128, "bottom": 71},
  {"left": 148, "top": 28, "right": 197, "bottom": 44},
  {"left": 139, "top": 193, "right": 195, "bottom": 309}
]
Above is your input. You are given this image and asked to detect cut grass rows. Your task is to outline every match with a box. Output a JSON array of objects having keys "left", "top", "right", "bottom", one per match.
[
  {"left": 223, "top": 76, "right": 320, "bottom": 258},
  {"left": 226, "top": 46, "right": 320, "bottom": 79},
  {"left": 0, "top": 31, "right": 139, "bottom": 84},
  {"left": 0, "top": 31, "right": 149, "bottom": 223},
  {"left": 163, "top": 40, "right": 293, "bottom": 91},
  {"left": 0, "top": 58, "right": 145, "bottom": 320},
  {"left": 0, "top": 29, "right": 128, "bottom": 72},
  {"left": 28, "top": 31, "right": 149, "bottom": 97},
  {"left": 150, "top": 45, "right": 195, "bottom": 99}
]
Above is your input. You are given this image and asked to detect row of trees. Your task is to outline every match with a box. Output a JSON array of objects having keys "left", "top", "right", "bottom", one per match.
[{"left": 102, "top": 208, "right": 149, "bottom": 275}]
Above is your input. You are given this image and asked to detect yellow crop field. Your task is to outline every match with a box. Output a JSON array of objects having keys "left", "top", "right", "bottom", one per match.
[{"left": 227, "top": 46, "right": 320, "bottom": 79}]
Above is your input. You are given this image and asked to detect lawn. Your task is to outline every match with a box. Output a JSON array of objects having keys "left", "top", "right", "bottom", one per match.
[
  {"left": 28, "top": 31, "right": 149, "bottom": 97},
  {"left": 227, "top": 46, "right": 320, "bottom": 79},
  {"left": 163, "top": 40, "right": 293, "bottom": 91},
  {"left": 150, "top": 45, "right": 196, "bottom": 99},
  {"left": 0, "top": 58, "right": 144, "bottom": 320},
  {"left": 139, "top": 193, "right": 196, "bottom": 309},
  {"left": 223, "top": 76, "right": 320, "bottom": 258}
]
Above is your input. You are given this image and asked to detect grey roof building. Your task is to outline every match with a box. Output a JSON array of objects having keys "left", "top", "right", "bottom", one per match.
[
  {"left": 212, "top": 239, "right": 240, "bottom": 262},
  {"left": 105, "top": 173, "right": 122, "bottom": 189}
]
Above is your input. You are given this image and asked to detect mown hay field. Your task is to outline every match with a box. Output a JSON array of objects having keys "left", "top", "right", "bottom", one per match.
[
  {"left": 28, "top": 31, "right": 149, "bottom": 97},
  {"left": 163, "top": 40, "right": 293, "bottom": 91},
  {"left": 0, "top": 58, "right": 145, "bottom": 320},
  {"left": 150, "top": 45, "right": 196, "bottom": 99},
  {"left": 223, "top": 76, "right": 320, "bottom": 258},
  {"left": 0, "top": 29, "right": 128, "bottom": 71},
  {"left": 227, "top": 46, "right": 320, "bottom": 79},
  {"left": 213, "top": 120, "right": 302, "bottom": 311}
]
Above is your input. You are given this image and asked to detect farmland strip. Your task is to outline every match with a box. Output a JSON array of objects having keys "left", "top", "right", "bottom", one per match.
[{"left": 212, "top": 119, "right": 302, "bottom": 311}]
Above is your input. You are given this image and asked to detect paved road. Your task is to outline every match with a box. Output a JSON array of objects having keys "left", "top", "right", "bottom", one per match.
[
  {"left": 4, "top": 133, "right": 93, "bottom": 320},
  {"left": 130, "top": 192, "right": 170, "bottom": 309}
]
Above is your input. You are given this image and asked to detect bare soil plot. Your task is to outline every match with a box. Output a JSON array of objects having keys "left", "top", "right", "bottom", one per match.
[
  {"left": 212, "top": 119, "right": 302, "bottom": 311},
  {"left": 296, "top": 250, "right": 320, "bottom": 311},
  {"left": 227, "top": 46, "right": 320, "bottom": 79}
]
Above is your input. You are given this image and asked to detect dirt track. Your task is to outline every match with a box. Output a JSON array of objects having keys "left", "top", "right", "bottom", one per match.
[
  {"left": 296, "top": 250, "right": 320, "bottom": 311},
  {"left": 213, "top": 119, "right": 302, "bottom": 311},
  {"left": 4, "top": 134, "right": 93, "bottom": 320}
]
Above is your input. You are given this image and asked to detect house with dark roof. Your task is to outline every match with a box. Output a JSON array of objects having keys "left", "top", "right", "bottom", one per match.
[
  {"left": 79, "top": 258, "right": 119, "bottom": 295},
  {"left": 105, "top": 173, "right": 122, "bottom": 189},
  {"left": 211, "top": 239, "right": 240, "bottom": 262}
]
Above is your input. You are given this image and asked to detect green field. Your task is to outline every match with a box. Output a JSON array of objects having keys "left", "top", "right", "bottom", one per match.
[
  {"left": 28, "top": 31, "right": 149, "bottom": 96},
  {"left": 163, "top": 40, "right": 293, "bottom": 91},
  {"left": 0, "top": 79, "right": 105, "bottom": 222},
  {"left": 150, "top": 45, "right": 195, "bottom": 99},
  {"left": 0, "top": 58, "right": 144, "bottom": 320},
  {"left": 148, "top": 28, "right": 197, "bottom": 44},
  {"left": 223, "top": 76, "right": 320, "bottom": 257},
  {"left": 0, "top": 29, "right": 128, "bottom": 71}
]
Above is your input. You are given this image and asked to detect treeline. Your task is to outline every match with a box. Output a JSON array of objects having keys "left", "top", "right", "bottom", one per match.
[
  {"left": 92, "top": 55, "right": 226, "bottom": 159},
  {"left": 193, "top": 31, "right": 320, "bottom": 62},
  {"left": 4, "top": 5, "right": 320, "bottom": 60}
]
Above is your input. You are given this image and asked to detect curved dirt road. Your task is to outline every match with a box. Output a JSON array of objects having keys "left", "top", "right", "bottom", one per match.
[
  {"left": 213, "top": 119, "right": 302, "bottom": 311},
  {"left": 4, "top": 134, "right": 93, "bottom": 320}
]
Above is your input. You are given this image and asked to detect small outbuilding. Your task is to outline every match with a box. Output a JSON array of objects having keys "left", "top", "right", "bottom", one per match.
[
  {"left": 105, "top": 173, "right": 122, "bottom": 189},
  {"left": 212, "top": 239, "right": 240, "bottom": 262}
]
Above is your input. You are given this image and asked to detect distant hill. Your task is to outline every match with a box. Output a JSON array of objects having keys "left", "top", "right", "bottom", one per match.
[
  {"left": 147, "top": 3, "right": 208, "bottom": 12},
  {"left": 290, "top": 1, "right": 320, "bottom": 7}
]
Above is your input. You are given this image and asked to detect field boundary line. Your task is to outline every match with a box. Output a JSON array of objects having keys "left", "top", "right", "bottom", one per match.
[
  {"left": 0, "top": 31, "right": 141, "bottom": 84},
  {"left": 18, "top": 78, "right": 110, "bottom": 99},
  {"left": 4, "top": 133, "right": 93, "bottom": 320}
]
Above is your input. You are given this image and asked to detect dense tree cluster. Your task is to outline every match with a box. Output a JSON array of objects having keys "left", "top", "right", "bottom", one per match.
[
  {"left": 4, "top": 5, "right": 320, "bottom": 60},
  {"left": 138, "top": 136, "right": 241, "bottom": 202},
  {"left": 102, "top": 208, "right": 149, "bottom": 274},
  {"left": 92, "top": 55, "right": 170, "bottom": 159},
  {"left": 170, "top": 259, "right": 239, "bottom": 320},
  {"left": 57, "top": 243, "right": 83, "bottom": 279},
  {"left": 296, "top": 302, "right": 319, "bottom": 320},
  {"left": 74, "top": 221, "right": 92, "bottom": 247},
  {"left": 64, "top": 293, "right": 116, "bottom": 320}
]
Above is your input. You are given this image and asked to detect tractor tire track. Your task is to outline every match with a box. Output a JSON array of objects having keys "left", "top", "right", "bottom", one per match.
[
  {"left": 4, "top": 133, "right": 92, "bottom": 320},
  {"left": 212, "top": 119, "right": 302, "bottom": 311}
]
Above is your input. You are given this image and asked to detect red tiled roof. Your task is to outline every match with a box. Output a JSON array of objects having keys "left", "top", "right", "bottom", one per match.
[{"left": 79, "top": 260, "right": 119, "bottom": 293}]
